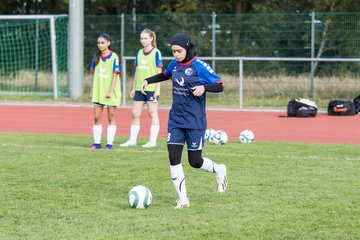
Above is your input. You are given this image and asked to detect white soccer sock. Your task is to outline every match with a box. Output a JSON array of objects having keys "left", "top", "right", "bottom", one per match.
[
  {"left": 170, "top": 164, "right": 187, "bottom": 199},
  {"left": 129, "top": 124, "right": 140, "bottom": 143},
  {"left": 107, "top": 124, "right": 117, "bottom": 145},
  {"left": 149, "top": 125, "right": 159, "bottom": 143},
  {"left": 92, "top": 124, "right": 102, "bottom": 144},
  {"left": 200, "top": 157, "right": 221, "bottom": 174}
]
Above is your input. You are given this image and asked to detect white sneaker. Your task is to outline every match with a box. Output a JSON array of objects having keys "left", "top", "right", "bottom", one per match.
[
  {"left": 119, "top": 140, "right": 136, "bottom": 147},
  {"left": 216, "top": 164, "right": 227, "bottom": 193},
  {"left": 174, "top": 197, "right": 190, "bottom": 209},
  {"left": 142, "top": 141, "right": 157, "bottom": 148}
]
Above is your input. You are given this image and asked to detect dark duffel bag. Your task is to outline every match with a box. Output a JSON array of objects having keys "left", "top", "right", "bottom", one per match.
[
  {"left": 287, "top": 98, "right": 317, "bottom": 117},
  {"left": 327, "top": 100, "right": 356, "bottom": 116},
  {"left": 353, "top": 94, "right": 360, "bottom": 114}
]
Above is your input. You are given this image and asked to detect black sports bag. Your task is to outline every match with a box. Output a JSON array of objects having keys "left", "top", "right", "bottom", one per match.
[
  {"left": 287, "top": 98, "right": 317, "bottom": 117},
  {"left": 353, "top": 94, "right": 360, "bottom": 114},
  {"left": 327, "top": 100, "right": 356, "bottom": 116}
]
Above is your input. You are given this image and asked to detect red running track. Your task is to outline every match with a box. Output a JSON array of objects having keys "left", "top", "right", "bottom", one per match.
[{"left": 0, "top": 103, "right": 359, "bottom": 144}]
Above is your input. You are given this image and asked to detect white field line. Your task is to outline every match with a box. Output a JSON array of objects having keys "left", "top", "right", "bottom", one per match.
[{"left": 1, "top": 143, "right": 360, "bottom": 162}]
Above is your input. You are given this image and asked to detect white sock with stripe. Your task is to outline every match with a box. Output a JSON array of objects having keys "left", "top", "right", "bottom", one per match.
[
  {"left": 200, "top": 157, "right": 221, "bottom": 174},
  {"left": 170, "top": 164, "right": 187, "bottom": 199}
]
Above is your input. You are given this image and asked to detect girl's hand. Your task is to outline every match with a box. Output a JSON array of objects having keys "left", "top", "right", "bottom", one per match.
[
  {"left": 106, "top": 92, "right": 113, "bottom": 98},
  {"left": 191, "top": 85, "right": 205, "bottom": 97},
  {"left": 129, "top": 89, "right": 135, "bottom": 98},
  {"left": 154, "top": 89, "right": 160, "bottom": 98},
  {"left": 140, "top": 80, "right": 148, "bottom": 95}
]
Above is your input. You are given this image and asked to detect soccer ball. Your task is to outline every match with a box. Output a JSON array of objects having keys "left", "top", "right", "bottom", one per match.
[
  {"left": 211, "top": 130, "right": 228, "bottom": 145},
  {"left": 205, "top": 128, "right": 216, "bottom": 142},
  {"left": 128, "top": 185, "right": 152, "bottom": 209},
  {"left": 239, "top": 130, "right": 255, "bottom": 143}
]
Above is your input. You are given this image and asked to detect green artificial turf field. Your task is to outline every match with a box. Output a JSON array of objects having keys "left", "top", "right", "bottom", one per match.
[{"left": 1, "top": 133, "right": 359, "bottom": 240}]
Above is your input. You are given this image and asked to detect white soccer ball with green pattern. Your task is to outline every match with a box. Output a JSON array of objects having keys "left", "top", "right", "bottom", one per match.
[{"left": 128, "top": 185, "right": 152, "bottom": 209}]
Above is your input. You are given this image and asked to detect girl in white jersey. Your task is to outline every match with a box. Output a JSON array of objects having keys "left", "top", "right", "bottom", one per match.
[
  {"left": 120, "top": 29, "right": 163, "bottom": 148},
  {"left": 89, "top": 33, "right": 121, "bottom": 150}
]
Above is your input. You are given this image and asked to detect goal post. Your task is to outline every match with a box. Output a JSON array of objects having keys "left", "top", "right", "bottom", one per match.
[{"left": 0, "top": 15, "right": 67, "bottom": 99}]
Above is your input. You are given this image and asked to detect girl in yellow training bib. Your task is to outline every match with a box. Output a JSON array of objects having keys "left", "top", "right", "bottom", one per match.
[
  {"left": 90, "top": 33, "right": 121, "bottom": 150},
  {"left": 120, "top": 29, "right": 163, "bottom": 148}
]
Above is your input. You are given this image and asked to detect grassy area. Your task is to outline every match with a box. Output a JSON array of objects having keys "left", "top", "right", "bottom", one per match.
[
  {"left": 1, "top": 133, "right": 360, "bottom": 239},
  {"left": 2, "top": 69, "right": 359, "bottom": 109}
]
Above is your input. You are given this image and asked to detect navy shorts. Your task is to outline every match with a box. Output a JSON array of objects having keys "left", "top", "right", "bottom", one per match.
[
  {"left": 133, "top": 91, "right": 158, "bottom": 103},
  {"left": 167, "top": 126, "right": 205, "bottom": 150}
]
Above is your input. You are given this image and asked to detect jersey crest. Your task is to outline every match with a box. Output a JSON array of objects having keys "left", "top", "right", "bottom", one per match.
[{"left": 185, "top": 68, "right": 193, "bottom": 76}]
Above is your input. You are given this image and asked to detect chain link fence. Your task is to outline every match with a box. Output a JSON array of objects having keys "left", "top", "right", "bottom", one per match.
[{"left": 1, "top": 12, "right": 359, "bottom": 107}]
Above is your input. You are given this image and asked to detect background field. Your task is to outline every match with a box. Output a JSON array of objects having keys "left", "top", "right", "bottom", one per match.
[{"left": 1, "top": 133, "right": 360, "bottom": 240}]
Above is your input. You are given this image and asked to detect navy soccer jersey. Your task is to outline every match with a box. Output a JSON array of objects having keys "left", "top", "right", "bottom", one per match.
[{"left": 164, "top": 58, "right": 222, "bottom": 130}]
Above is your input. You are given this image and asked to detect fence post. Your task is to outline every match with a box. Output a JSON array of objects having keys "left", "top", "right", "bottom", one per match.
[
  {"left": 211, "top": 12, "right": 216, "bottom": 70},
  {"left": 121, "top": 13, "right": 125, "bottom": 59},
  {"left": 35, "top": 19, "right": 39, "bottom": 91},
  {"left": 239, "top": 58, "right": 243, "bottom": 109},
  {"left": 121, "top": 57, "right": 127, "bottom": 106},
  {"left": 68, "top": 0, "right": 84, "bottom": 99},
  {"left": 120, "top": 13, "right": 126, "bottom": 106},
  {"left": 50, "top": 15, "right": 58, "bottom": 99},
  {"left": 310, "top": 11, "right": 315, "bottom": 98}
]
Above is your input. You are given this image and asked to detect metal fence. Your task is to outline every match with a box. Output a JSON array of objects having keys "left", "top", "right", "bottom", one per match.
[
  {"left": 1, "top": 12, "right": 360, "bottom": 107},
  {"left": 120, "top": 56, "right": 360, "bottom": 109},
  {"left": 84, "top": 12, "right": 360, "bottom": 68}
]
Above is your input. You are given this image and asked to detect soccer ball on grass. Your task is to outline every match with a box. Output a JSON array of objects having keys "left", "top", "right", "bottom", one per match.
[
  {"left": 205, "top": 128, "right": 216, "bottom": 142},
  {"left": 128, "top": 185, "right": 152, "bottom": 209},
  {"left": 211, "top": 130, "right": 228, "bottom": 145},
  {"left": 239, "top": 130, "right": 255, "bottom": 143}
]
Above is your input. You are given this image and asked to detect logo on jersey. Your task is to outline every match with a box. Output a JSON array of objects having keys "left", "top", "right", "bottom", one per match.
[
  {"left": 175, "top": 77, "right": 185, "bottom": 86},
  {"left": 185, "top": 68, "right": 193, "bottom": 76},
  {"left": 141, "top": 59, "right": 148, "bottom": 65},
  {"left": 99, "top": 67, "right": 107, "bottom": 78}
]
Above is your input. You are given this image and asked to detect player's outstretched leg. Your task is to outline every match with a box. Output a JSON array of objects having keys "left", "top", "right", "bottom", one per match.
[
  {"left": 216, "top": 164, "right": 227, "bottom": 193},
  {"left": 201, "top": 157, "right": 228, "bottom": 193}
]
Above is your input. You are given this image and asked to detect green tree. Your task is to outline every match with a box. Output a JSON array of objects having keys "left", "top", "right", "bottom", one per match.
[{"left": 1, "top": 0, "right": 360, "bottom": 15}]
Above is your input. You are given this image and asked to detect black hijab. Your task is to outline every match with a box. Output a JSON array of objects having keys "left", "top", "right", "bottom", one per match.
[{"left": 170, "top": 33, "right": 197, "bottom": 63}]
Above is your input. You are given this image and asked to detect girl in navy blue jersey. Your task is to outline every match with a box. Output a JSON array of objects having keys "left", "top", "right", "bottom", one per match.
[{"left": 141, "top": 33, "right": 227, "bottom": 209}]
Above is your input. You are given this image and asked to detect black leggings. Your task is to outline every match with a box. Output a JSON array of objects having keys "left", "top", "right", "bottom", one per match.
[{"left": 168, "top": 144, "right": 203, "bottom": 168}]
